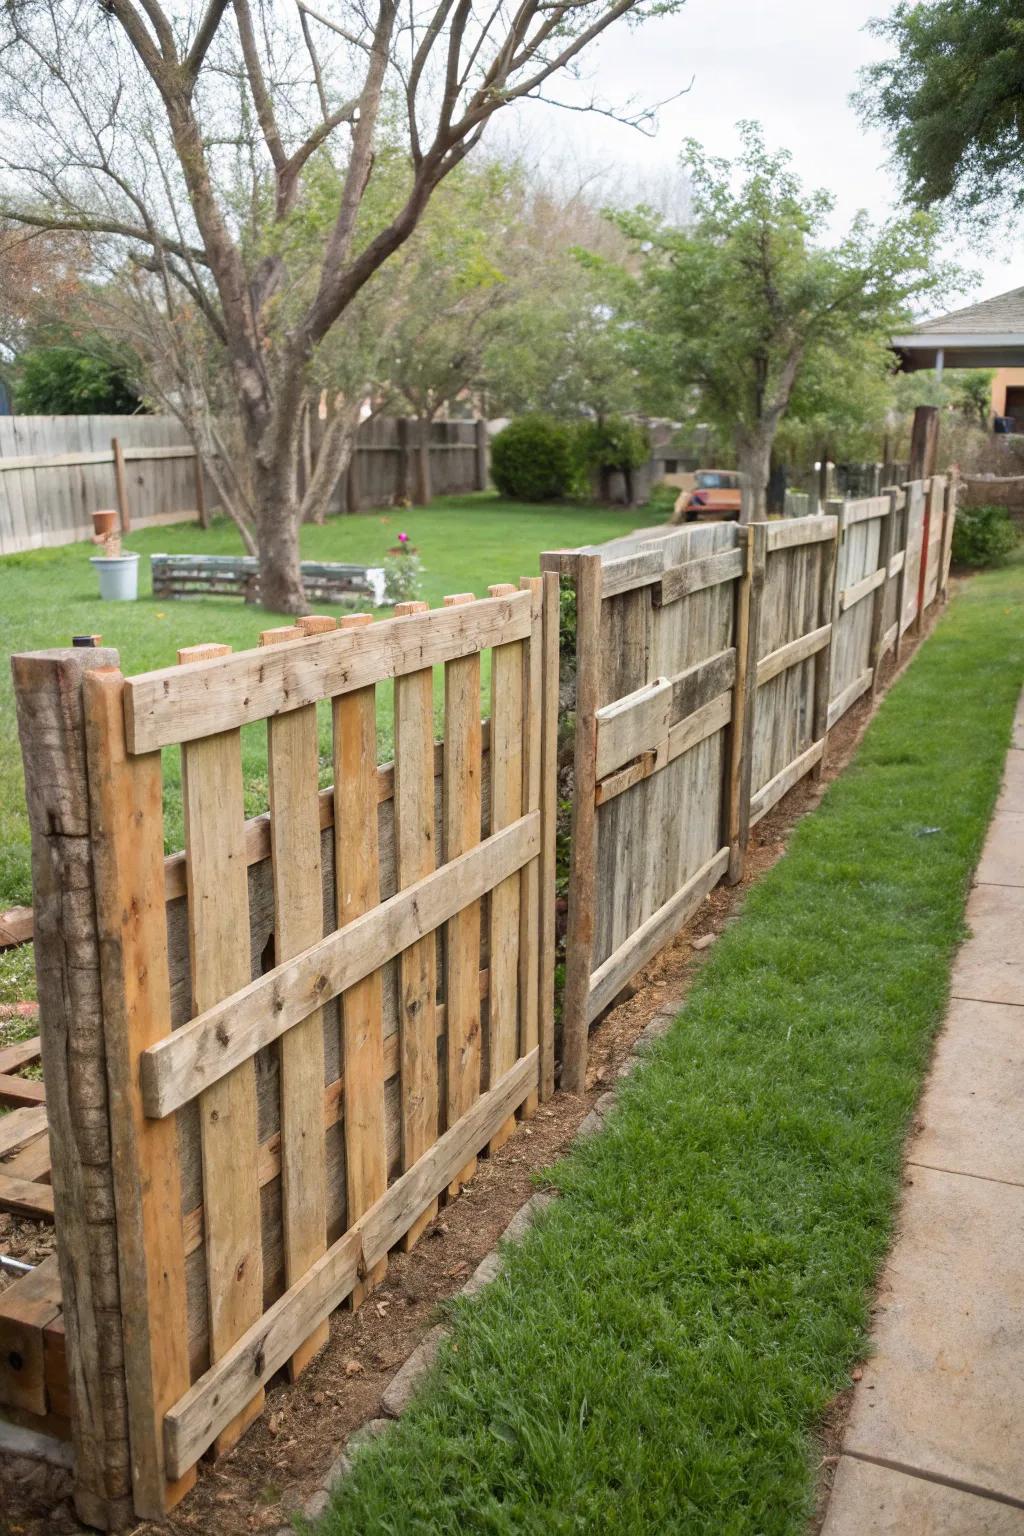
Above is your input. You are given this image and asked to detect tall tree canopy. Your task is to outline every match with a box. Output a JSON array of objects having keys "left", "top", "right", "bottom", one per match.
[
  {"left": 858, "top": 0, "right": 1024, "bottom": 217},
  {"left": 0, "top": 0, "right": 683, "bottom": 610},
  {"left": 609, "top": 125, "right": 952, "bottom": 518}
]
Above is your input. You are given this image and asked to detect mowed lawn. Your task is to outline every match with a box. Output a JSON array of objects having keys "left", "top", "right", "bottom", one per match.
[
  {"left": 0, "top": 493, "right": 651, "bottom": 926},
  {"left": 316, "top": 553, "right": 1024, "bottom": 1535}
]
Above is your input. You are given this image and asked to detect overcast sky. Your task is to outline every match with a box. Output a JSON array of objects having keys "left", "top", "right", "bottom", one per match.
[{"left": 499, "top": 0, "right": 1020, "bottom": 318}]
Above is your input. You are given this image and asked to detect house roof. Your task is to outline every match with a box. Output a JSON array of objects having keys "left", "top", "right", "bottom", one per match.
[{"left": 892, "top": 285, "right": 1024, "bottom": 370}]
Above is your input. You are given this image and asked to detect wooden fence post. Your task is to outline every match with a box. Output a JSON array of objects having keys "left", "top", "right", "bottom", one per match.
[
  {"left": 812, "top": 500, "right": 844, "bottom": 780},
  {"left": 913, "top": 475, "right": 937, "bottom": 637},
  {"left": 475, "top": 419, "right": 489, "bottom": 491},
  {"left": 111, "top": 438, "right": 130, "bottom": 534},
  {"left": 893, "top": 485, "right": 911, "bottom": 665},
  {"left": 939, "top": 468, "right": 959, "bottom": 601},
  {"left": 726, "top": 523, "right": 766, "bottom": 883},
  {"left": 11, "top": 646, "right": 134, "bottom": 1530},
  {"left": 869, "top": 488, "right": 898, "bottom": 695},
  {"left": 560, "top": 552, "right": 602, "bottom": 1094}
]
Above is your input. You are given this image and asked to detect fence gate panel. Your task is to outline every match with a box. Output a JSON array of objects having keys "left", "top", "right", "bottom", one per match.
[{"left": 16, "top": 589, "right": 554, "bottom": 1519}]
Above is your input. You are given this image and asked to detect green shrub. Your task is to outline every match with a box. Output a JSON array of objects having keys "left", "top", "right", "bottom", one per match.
[
  {"left": 573, "top": 416, "right": 650, "bottom": 478},
  {"left": 491, "top": 416, "right": 574, "bottom": 502},
  {"left": 382, "top": 554, "right": 423, "bottom": 605},
  {"left": 951, "top": 503, "right": 1020, "bottom": 568}
]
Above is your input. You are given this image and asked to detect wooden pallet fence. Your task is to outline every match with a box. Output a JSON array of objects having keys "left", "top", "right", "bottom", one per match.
[
  {"left": 11, "top": 584, "right": 556, "bottom": 1525},
  {"left": 549, "top": 474, "right": 955, "bottom": 1090}
]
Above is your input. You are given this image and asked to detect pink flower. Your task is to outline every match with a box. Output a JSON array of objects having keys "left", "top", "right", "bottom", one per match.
[{"left": 398, "top": 530, "right": 409, "bottom": 543}]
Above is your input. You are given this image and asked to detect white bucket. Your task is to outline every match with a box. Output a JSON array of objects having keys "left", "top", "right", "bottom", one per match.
[{"left": 90, "top": 552, "right": 140, "bottom": 601}]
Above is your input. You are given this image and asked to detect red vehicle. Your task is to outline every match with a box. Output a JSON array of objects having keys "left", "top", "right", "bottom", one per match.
[{"left": 674, "top": 469, "right": 742, "bottom": 522}]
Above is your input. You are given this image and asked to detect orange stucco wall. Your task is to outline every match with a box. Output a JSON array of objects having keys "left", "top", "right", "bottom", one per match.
[{"left": 990, "top": 368, "right": 1024, "bottom": 417}]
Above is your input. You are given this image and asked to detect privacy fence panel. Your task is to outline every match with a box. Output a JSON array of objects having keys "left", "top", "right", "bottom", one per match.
[
  {"left": 10, "top": 583, "right": 557, "bottom": 1524},
  {"left": 0, "top": 416, "right": 489, "bottom": 555},
  {"left": 551, "top": 472, "right": 958, "bottom": 1093}
]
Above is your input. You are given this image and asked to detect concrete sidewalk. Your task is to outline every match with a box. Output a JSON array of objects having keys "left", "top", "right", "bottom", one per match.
[{"left": 824, "top": 691, "right": 1024, "bottom": 1535}]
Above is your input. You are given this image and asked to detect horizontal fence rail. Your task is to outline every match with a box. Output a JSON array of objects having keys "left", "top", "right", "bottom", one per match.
[
  {"left": 547, "top": 471, "right": 957, "bottom": 1092},
  {"left": 10, "top": 579, "right": 558, "bottom": 1523}
]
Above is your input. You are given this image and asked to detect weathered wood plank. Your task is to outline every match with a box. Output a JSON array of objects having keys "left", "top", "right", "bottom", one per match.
[
  {"left": 0, "top": 1255, "right": 62, "bottom": 1415},
  {"left": 756, "top": 622, "right": 832, "bottom": 688},
  {"left": 600, "top": 549, "right": 664, "bottom": 598},
  {"left": 517, "top": 578, "right": 544, "bottom": 1120},
  {"left": 749, "top": 739, "right": 825, "bottom": 824},
  {"left": 0, "top": 1173, "right": 55, "bottom": 1218},
  {"left": 654, "top": 547, "right": 744, "bottom": 606},
  {"left": 843, "top": 495, "right": 891, "bottom": 526},
  {"left": 0, "top": 1037, "right": 41, "bottom": 1075},
  {"left": 261, "top": 627, "right": 328, "bottom": 1377},
  {"left": 827, "top": 669, "right": 872, "bottom": 729},
  {"left": 727, "top": 524, "right": 766, "bottom": 883},
  {"left": 0, "top": 1104, "right": 48, "bottom": 1158},
  {"left": 82, "top": 668, "right": 195, "bottom": 1515},
  {"left": 141, "top": 814, "right": 540, "bottom": 1119},
  {"left": 670, "top": 647, "right": 737, "bottom": 724},
  {"left": 0, "top": 1074, "right": 46, "bottom": 1107},
  {"left": 163, "top": 1048, "right": 538, "bottom": 1479},
  {"left": 442, "top": 595, "right": 483, "bottom": 1190},
  {"left": 765, "top": 516, "right": 837, "bottom": 553},
  {"left": 393, "top": 601, "right": 440, "bottom": 1248},
  {"left": 178, "top": 643, "right": 264, "bottom": 1457},
  {"left": 538, "top": 570, "right": 560, "bottom": 1103},
  {"left": 125, "top": 592, "right": 532, "bottom": 752},
  {"left": 333, "top": 615, "right": 388, "bottom": 1303},
  {"left": 586, "top": 848, "right": 729, "bottom": 1024},
  {"left": 595, "top": 677, "right": 672, "bottom": 779},
  {"left": 839, "top": 566, "right": 886, "bottom": 612},
  {"left": 487, "top": 584, "right": 524, "bottom": 1153}
]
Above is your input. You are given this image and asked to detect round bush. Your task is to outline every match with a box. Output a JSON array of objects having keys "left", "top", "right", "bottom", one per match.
[
  {"left": 491, "top": 416, "right": 574, "bottom": 502},
  {"left": 951, "top": 504, "right": 1020, "bottom": 568}
]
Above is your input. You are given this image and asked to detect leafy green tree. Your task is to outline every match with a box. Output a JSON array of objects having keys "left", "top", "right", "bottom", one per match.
[
  {"left": 858, "top": 1, "right": 1024, "bottom": 217},
  {"left": 611, "top": 125, "right": 952, "bottom": 518},
  {"left": 15, "top": 343, "right": 141, "bottom": 414}
]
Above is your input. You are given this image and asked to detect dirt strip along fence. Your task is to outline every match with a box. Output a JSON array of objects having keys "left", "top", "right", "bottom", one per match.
[
  {"left": 0, "top": 416, "right": 488, "bottom": 556},
  {"left": 5, "top": 581, "right": 558, "bottom": 1526},
  {"left": 545, "top": 472, "right": 957, "bottom": 1093}
]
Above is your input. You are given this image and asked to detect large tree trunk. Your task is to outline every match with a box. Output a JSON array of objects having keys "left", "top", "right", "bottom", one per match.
[
  {"left": 415, "top": 415, "right": 432, "bottom": 506},
  {"left": 256, "top": 492, "right": 306, "bottom": 613},
  {"left": 735, "top": 428, "right": 773, "bottom": 523}
]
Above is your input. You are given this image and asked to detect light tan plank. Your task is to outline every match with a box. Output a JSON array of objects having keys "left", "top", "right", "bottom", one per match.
[
  {"left": 487, "top": 584, "right": 524, "bottom": 1152},
  {"left": 82, "top": 669, "right": 195, "bottom": 1515},
  {"left": 125, "top": 592, "right": 533, "bottom": 752},
  {"left": 765, "top": 516, "right": 838, "bottom": 552},
  {"left": 178, "top": 643, "right": 264, "bottom": 1457},
  {"left": 539, "top": 570, "right": 560, "bottom": 1102},
  {"left": 442, "top": 594, "right": 483, "bottom": 1190},
  {"left": 393, "top": 601, "right": 439, "bottom": 1248},
  {"left": 261, "top": 627, "right": 328, "bottom": 1377},
  {"left": 756, "top": 622, "right": 832, "bottom": 687},
  {"left": 517, "top": 578, "right": 544, "bottom": 1120},
  {"left": 595, "top": 676, "right": 672, "bottom": 778},
  {"left": 655, "top": 546, "right": 745, "bottom": 606},
  {"left": 749, "top": 738, "right": 825, "bottom": 824},
  {"left": 333, "top": 613, "right": 388, "bottom": 1303}
]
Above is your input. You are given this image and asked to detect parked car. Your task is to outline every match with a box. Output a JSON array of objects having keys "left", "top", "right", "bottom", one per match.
[{"left": 673, "top": 469, "right": 742, "bottom": 522}]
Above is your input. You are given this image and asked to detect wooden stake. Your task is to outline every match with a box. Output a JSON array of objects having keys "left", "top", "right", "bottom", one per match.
[
  {"left": 726, "top": 524, "right": 766, "bottom": 884},
  {"left": 869, "top": 489, "right": 898, "bottom": 695},
  {"left": 112, "top": 436, "right": 131, "bottom": 533},
  {"left": 538, "top": 570, "right": 560, "bottom": 1102},
  {"left": 812, "top": 501, "right": 843, "bottom": 781}
]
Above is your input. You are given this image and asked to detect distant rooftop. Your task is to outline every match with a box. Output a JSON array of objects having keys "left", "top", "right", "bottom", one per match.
[{"left": 892, "top": 286, "right": 1024, "bottom": 371}]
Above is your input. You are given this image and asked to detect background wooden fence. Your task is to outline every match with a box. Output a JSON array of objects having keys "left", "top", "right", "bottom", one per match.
[
  {"left": 7, "top": 584, "right": 557, "bottom": 1523},
  {"left": 0, "top": 416, "right": 488, "bottom": 556},
  {"left": 546, "top": 475, "right": 956, "bottom": 1091}
]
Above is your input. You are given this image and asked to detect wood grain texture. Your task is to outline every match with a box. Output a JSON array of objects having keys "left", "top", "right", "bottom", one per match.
[
  {"left": 487, "top": 586, "right": 524, "bottom": 1149},
  {"left": 539, "top": 570, "right": 560, "bottom": 1102},
  {"left": 261, "top": 626, "right": 328, "bottom": 1377},
  {"left": 83, "top": 668, "right": 195, "bottom": 1515},
  {"left": 125, "top": 592, "right": 532, "bottom": 752},
  {"left": 393, "top": 601, "right": 439, "bottom": 1248},
  {"left": 334, "top": 613, "right": 388, "bottom": 1301},
  {"left": 179, "top": 643, "right": 264, "bottom": 1457},
  {"left": 442, "top": 594, "right": 483, "bottom": 1189},
  {"left": 517, "top": 578, "right": 544, "bottom": 1120}
]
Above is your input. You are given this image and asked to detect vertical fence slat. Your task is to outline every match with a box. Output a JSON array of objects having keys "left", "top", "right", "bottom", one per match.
[
  {"left": 393, "top": 601, "right": 440, "bottom": 1249},
  {"left": 812, "top": 502, "right": 843, "bottom": 778},
  {"left": 261, "top": 625, "right": 329, "bottom": 1378},
  {"left": 726, "top": 525, "right": 766, "bottom": 883},
  {"left": 517, "top": 577, "right": 544, "bottom": 1119},
  {"left": 84, "top": 668, "right": 195, "bottom": 1518},
  {"left": 178, "top": 642, "right": 264, "bottom": 1455},
  {"left": 538, "top": 570, "right": 560, "bottom": 1102},
  {"left": 486, "top": 584, "right": 524, "bottom": 1150},
  {"left": 333, "top": 614, "right": 389, "bottom": 1301},
  {"left": 939, "top": 470, "right": 959, "bottom": 601},
  {"left": 442, "top": 594, "right": 483, "bottom": 1192},
  {"left": 869, "top": 492, "right": 897, "bottom": 695}
]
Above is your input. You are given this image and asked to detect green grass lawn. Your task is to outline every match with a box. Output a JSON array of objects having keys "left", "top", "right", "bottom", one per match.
[
  {"left": 0, "top": 494, "right": 651, "bottom": 920},
  {"left": 316, "top": 553, "right": 1024, "bottom": 1536}
]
